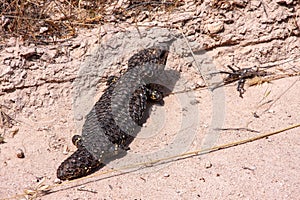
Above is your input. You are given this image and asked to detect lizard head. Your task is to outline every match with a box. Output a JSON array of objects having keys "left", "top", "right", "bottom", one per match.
[{"left": 56, "top": 147, "right": 103, "bottom": 180}]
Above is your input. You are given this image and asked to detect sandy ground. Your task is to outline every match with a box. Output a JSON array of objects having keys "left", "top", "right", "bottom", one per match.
[{"left": 0, "top": 0, "right": 300, "bottom": 199}]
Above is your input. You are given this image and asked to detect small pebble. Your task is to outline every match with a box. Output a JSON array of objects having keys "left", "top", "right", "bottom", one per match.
[
  {"left": 206, "top": 21, "right": 224, "bottom": 34},
  {"left": 39, "top": 26, "right": 48, "bottom": 34},
  {"left": 16, "top": 148, "right": 25, "bottom": 158},
  {"left": 9, "top": 127, "right": 19, "bottom": 138},
  {"left": 243, "top": 165, "right": 257, "bottom": 171},
  {"left": 204, "top": 161, "right": 212, "bottom": 169},
  {"left": 63, "top": 145, "right": 69, "bottom": 155},
  {"left": 75, "top": 114, "right": 83, "bottom": 121},
  {"left": 163, "top": 173, "right": 170, "bottom": 177},
  {"left": 266, "top": 137, "right": 273, "bottom": 142},
  {"left": 54, "top": 178, "right": 62, "bottom": 184}
]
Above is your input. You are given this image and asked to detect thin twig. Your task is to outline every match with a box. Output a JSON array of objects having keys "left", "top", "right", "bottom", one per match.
[
  {"left": 214, "top": 127, "right": 259, "bottom": 133},
  {"left": 262, "top": 77, "right": 299, "bottom": 113},
  {"left": 6, "top": 123, "right": 299, "bottom": 200},
  {"left": 126, "top": 1, "right": 175, "bottom": 10},
  {"left": 178, "top": 27, "right": 208, "bottom": 86},
  {"left": 259, "top": 57, "right": 300, "bottom": 69},
  {"left": 246, "top": 77, "right": 299, "bottom": 127}
]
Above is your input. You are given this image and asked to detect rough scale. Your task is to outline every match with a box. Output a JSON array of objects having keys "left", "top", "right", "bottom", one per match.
[{"left": 57, "top": 48, "right": 169, "bottom": 180}]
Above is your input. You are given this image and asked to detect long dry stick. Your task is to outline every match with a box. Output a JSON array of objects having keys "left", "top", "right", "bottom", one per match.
[{"left": 5, "top": 123, "right": 299, "bottom": 200}]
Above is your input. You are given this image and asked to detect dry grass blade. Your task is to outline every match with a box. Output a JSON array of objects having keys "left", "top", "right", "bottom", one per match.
[
  {"left": 126, "top": 0, "right": 176, "bottom": 10},
  {"left": 23, "top": 177, "right": 51, "bottom": 200},
  {"left": 3, "top": 123, "right": 299, "bottom": 199},
  {"left": 247, "top": 71, "right": 300, "bottom": 87},
  {"left": 0, "top": 0, "right": 181, "bottom": 43}
]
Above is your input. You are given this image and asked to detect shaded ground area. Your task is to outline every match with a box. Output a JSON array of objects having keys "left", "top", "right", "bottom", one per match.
[{"left": 0, "top": 0, "right": 300, "bottom": 199}]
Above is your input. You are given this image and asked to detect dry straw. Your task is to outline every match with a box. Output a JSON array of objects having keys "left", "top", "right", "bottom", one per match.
[{"left": 3, "top": 123, "right": 299, "bottom": 200}]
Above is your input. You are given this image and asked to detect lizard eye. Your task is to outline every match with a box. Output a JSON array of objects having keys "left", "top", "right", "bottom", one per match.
[{"left": 150, "top": 90, "right": 163, "bottom": 101}]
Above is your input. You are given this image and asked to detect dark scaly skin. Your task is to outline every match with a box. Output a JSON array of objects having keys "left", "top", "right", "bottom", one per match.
[
  {"left": 56, "top": 136, "right": 104, "bottom": 180},
  {"left": 57, "top": 48, "right": 168, "bottom": 180}
]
